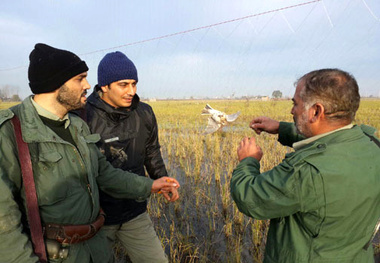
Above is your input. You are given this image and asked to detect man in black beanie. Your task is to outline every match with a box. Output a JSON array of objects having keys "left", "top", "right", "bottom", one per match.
[{"left": 0, "top": 43, "right": 179, "bottom": 263}]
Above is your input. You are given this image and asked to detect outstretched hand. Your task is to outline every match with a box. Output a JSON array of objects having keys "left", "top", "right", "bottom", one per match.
[
  {"left": 151, "top": 177, "right": 180, "bottom": 202},
  {"left": 250, "top": 116, "right": 280, "bottom": 135}
]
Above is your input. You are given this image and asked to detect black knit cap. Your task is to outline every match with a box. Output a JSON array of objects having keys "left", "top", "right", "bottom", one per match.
[{"left": 28, "top": 43, "right": 89, "bottom": 94}]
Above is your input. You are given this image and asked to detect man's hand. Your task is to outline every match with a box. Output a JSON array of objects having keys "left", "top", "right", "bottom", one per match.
[
  {"left": 237, "top": 137, "right": 263, "bottom": 162},
  {"left": 151, "top": 177, "right": 180, "bottom": 202},
  {"left": 250, "top": 116, "right": 280, "bottom": 135},
  {"left": 159, "top": 187, "right": 180, "bottom": 202}
]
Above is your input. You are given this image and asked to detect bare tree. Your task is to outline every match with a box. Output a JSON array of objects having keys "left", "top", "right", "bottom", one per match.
[{"left": 0, "top": 85, "right": 20, "bottom": 101}]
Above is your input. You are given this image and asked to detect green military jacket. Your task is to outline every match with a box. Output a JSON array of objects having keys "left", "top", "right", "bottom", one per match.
[
  {"left": 231, "top": 122, "right": 380, "bottom": 263},
  {"left": 0, "top": 97, "right": 154, "bottom": 263}
]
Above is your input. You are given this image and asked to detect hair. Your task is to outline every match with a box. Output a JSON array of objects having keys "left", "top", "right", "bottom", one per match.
[{"left": 295, "top": 68, "right": 360, "bottom": 122}]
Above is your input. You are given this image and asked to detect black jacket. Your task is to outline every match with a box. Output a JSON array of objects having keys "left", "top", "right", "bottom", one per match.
[{"left": 84, "top": 87, "right": 167, "bottom": 225}]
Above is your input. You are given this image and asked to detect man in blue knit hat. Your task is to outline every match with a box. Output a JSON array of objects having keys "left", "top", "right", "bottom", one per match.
[{"left": 84, "top": 51, "right": 176, "bottom": 263}]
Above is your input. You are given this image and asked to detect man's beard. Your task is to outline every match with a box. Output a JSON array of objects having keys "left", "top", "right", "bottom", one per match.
[
  {"left": 294, "top": 111, "right": 312, "bottom": 138},
  {"left": 57, "top": 84, "right": 86, "bottom": 111}
]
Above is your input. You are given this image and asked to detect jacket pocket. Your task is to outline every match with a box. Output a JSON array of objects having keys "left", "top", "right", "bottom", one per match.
[
  {"left": 38, "top": 151, "right": 62, "bottom": 163},
  {"left": 34, "top": 151, "right": 69, "bottom": 206}
]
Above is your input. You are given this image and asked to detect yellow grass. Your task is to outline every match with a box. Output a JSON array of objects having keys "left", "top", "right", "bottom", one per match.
[
  {"left": 146, "top": 99, "right": 380, "bottom": 262},
  {"left": 0, "top": 102, "right": 19, "bottom": 109},
  {"left": 1, "top": 99, "right": 379, "bottom": 262}
]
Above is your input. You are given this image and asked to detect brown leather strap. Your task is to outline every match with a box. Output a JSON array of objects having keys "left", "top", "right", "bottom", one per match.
[
  {"left": 44, "top": 209, "right": 105, "bottom": 244},
  {"left": 11, "top": 115, "right": 48, "bottom": 263}
]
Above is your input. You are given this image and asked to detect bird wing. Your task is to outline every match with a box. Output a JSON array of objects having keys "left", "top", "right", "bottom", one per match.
[
  {"left": 204, "top": 117, "right": 222, "bottom": 134},
  {"left": 226, "top": 111, "right": 240, "bottom": 122},
  {"left": 201, "top": 104, "right": 214, "bottom": 115}
]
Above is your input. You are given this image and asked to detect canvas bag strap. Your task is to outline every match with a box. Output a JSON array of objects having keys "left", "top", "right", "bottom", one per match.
[{"left": 11, "top": 115, "right": 48, "bottom": 263}]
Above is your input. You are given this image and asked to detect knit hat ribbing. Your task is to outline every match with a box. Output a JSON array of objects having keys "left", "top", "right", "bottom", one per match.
[
  {"left": 97, "top": 51, "right": 138, "bottom": 87},
  {"left": 28, "top": 43, "right": 88, "bottom": 94}
]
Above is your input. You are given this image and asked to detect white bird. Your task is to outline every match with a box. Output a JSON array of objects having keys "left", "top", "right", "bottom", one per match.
[{"left": 201, "top": 104, "right": 240, "bottom": 134}]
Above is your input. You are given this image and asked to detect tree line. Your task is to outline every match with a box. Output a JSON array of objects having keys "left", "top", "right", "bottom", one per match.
[{"left": 0, "top": 85, "right": 21, "bottom": 102}]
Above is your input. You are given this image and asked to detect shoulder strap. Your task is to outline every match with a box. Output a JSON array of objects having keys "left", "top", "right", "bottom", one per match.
[
  {"left": 11, "top": 115, "right": 47, "bottom": 263},
  {"left": 365, "top": 133, "right": 380, "bottom": 148},
  {"left": 362, "top": 127, "right": 380, "bottom": 148}
]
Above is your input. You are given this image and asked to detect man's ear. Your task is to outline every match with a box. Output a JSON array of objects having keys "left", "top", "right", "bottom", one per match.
[
  {"left": 309, "top": 103, "right": 325, "bottom": 123},
  {"left": 100, "top": 85, "right": 109, "bottom": 93}
]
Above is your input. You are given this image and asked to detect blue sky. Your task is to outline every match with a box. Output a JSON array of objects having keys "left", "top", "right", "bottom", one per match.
[{"left": 0, "top": 0, "right": 379, "bottom": 99}]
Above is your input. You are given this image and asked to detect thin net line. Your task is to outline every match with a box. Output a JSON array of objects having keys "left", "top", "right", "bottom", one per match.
[{"left": 0, "top": 0, "right": 321, "bottom": 72}]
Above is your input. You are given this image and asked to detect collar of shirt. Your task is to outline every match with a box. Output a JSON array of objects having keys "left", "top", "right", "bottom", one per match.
[
  {"left": 31, "top": 97, "right": 71, "bottom": 129},
  {"left": 293, "top": 124, "right": 354, "bottom": 150}
]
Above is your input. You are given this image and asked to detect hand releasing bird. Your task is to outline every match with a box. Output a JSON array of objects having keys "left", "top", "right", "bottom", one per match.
[{"left": 201, "top": 104, "right": 240, "bottom": 134}]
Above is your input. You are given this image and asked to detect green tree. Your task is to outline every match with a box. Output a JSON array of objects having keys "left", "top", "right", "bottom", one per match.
[{"left": 272, "top": 90, "right": 282, "bottom": 99}]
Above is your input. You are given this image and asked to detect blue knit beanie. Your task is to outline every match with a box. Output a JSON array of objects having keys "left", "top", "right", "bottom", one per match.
[{"left": 97, "top": 51, "right": 138, "bottom": 86}]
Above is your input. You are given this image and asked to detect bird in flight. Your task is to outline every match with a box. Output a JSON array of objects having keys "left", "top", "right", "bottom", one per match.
[{"left": 201, "top": 104, "right": 240, "bottom": 134}]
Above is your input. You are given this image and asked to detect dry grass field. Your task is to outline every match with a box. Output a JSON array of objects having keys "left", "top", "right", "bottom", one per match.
[
  {"left": 146, "top": 99, "right": 380, "bottom": 263},
  {"left": 0, "top": 102, "right": 19, "bottom": 110},
  {"left": 1, "top": 99, "right": 379, "bottom": 262}
]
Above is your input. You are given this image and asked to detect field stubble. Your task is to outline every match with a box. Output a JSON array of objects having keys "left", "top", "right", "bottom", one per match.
[
  {"left": 146, "top": 99, "right": 380, "bottom": 263},
  {"left": 1, "top": 100, "right": 379, "bottom": 262}
]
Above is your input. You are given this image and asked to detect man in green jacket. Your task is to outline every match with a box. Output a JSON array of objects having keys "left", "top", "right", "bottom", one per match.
[
  {"left": 231, "top": 68, "right": 380, "bottom": 262},
  {"left": 0, "top": 43, "right": 179, "bottom": 263}
]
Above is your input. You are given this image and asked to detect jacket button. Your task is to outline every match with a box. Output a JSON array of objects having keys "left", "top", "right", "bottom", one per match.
[{"left": 317, "top": 144, "right": 325, "bottom": 149}]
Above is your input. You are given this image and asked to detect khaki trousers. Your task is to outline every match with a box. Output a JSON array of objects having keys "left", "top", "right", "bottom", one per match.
[{"left": 103, "top": 212, "right": 168, "bottom": 263}]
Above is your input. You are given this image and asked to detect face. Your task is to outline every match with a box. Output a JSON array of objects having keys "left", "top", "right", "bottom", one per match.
[
  {"left": 57, "top": 72, "right": 90, "bottom": 111},
  {"left": 101, "top": 79, "right": 137, "bottom": 108},
  {"left": 291, "top": 81, "right": 313, "bottom": 137}
]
